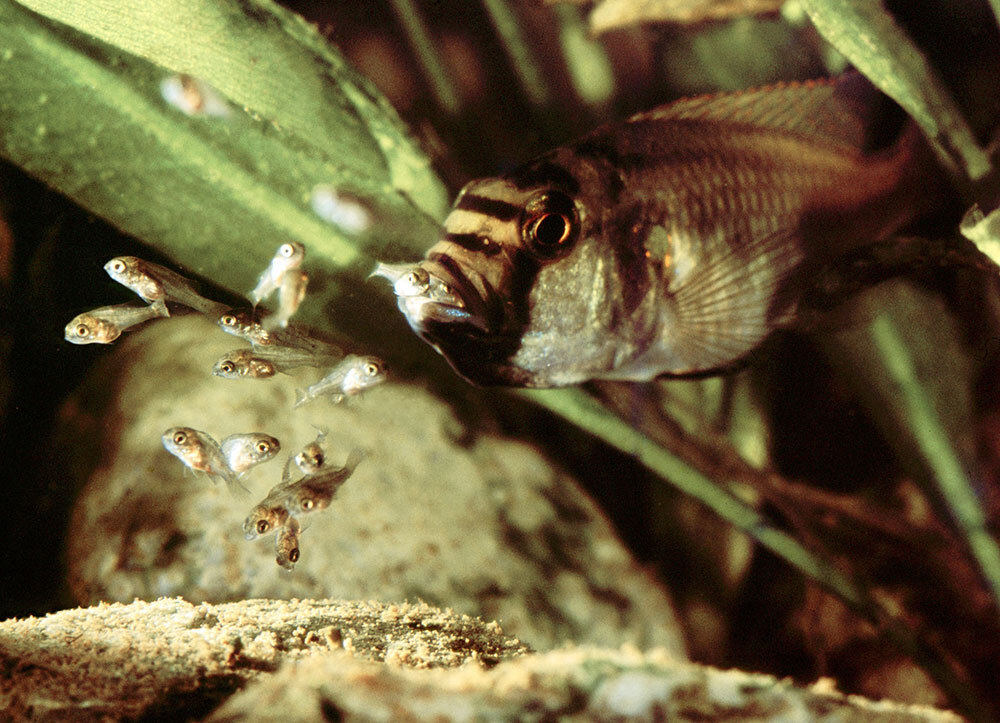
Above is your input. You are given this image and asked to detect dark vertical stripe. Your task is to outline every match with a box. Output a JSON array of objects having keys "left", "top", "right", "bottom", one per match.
[{"left": 456, "top": 194, "right": 522, "bottom": 222}]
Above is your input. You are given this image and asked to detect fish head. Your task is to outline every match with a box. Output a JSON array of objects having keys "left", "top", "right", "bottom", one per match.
[
  {"left": 290, "top": 485, "right": 330, "bottom": 515},
  {"left": 295, "top": 443, "right": 325, "bottom": 473},
  {"left": 341, "top": 356, "right": 388, "bottom": 395},
  {"left": 271, "top": 242, "right": 306, "bottom": 274},
  {"left": 104, "top": 256, "right": 162, "bottom": 300},
  {"left": 390, "top": 155, "right": 629, "bottom": 386},
  {"left": 247, "top": 434, "right": 281, "bottom": 464},
  {"left": 65, "top": 314, "right": 120, "bottom": 344},
  {"left": 243, "top": 504, "right": 288, "bottom": 540},
  {"left": 213, "top": 350, "right": 276, "bottom": 379},
  {"left": 218, "top": 308, "right": 271, "bottom": 344},
  {"left": 161, "top": 426, "right": 210, "bottom": 469}
]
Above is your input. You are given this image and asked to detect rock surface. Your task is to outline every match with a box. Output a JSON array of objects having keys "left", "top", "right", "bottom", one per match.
[
  {"left": 0, "top": 598, "right": 959, "bottom": 722},
  {"left": 60, "top": 315, "right": 685, "bottom": 654},
  {"left": 0, "top": 597, "right": 527, "bottom": 720}
]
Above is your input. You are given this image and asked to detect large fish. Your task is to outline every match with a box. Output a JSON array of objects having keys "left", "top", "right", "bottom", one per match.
[{"left": 381, "top": 75, "right": 943, "bottom": 387}]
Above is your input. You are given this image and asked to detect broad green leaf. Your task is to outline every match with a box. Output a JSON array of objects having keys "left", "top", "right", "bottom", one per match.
[
  {"left": 588, "top": 0, "right": 784, "bottom": 33},
  {"left": 0, "top": 2, "right": 446, "bottom": 345},
  {"left": 800, "top": 0, "right": 992, "bottom": 182},
  {"left": 12, "top": 0, "right": 449, "bottom": 223}
]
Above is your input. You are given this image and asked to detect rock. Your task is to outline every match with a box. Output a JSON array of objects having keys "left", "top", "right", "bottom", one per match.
[
  {"left": 215, "top": 644, "right": 961, "bottom": 722},
  {"left": 60, "top": 315, "right": 685, "bottom": 654},
  {"left": 0, "top": 597, "right": 527, "bottom": 720}
]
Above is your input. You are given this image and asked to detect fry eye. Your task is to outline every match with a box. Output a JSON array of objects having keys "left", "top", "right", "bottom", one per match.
[
  {"left": 75, "top": 324, "right": 89, "bottom": 337},
  {"left": 256, "top": 519, "right": 269, "bottom": 534},
  {"left": 288, "top": 548, "right": 299, "bottom": 563},
  {"left": 279, "top": 243, "right": 295, "bottom": 257},
  {"left": 301, "top": 498, "right": 314, "bottom": 511},
  {"left": 256, "top": 441, "right": 270, "bottom": 454},
  {"left": 220, "top": 361, "right": 235, "bottom": 373},
  {"left": 111, "top": 260, "right": 126, "bottom": 273},
  {"left": 364, "top": 363, "right": 380, "bottom": 376},
  {"left": 173, "top": 432, "right": 187, "bottom": 445},
  {"left": 221, "top": 314, "right": 237, "bottom": 326}
]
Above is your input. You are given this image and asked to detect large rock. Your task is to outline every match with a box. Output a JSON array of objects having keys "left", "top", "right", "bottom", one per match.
[{"left": 61, "top": 315, "right": 685, "bottom": 654}]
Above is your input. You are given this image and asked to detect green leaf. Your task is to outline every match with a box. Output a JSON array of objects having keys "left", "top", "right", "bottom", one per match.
[
  {"left": 799, "top": 0, "right": 992, "bottom": 183},
  {"left": 0, "top": 1, "right": 446, "bottom": 324}
]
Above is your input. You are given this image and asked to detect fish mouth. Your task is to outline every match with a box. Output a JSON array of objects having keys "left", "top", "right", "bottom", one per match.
[{"left": 377, "top": 258, "right": 495, "bottom": 335}]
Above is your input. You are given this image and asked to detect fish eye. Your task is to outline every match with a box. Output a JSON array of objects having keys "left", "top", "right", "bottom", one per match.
[
  {"left": 220, "top": 361, "right": 235, "bottom": 373},
  {"left": 521, "top": 190, "right": 579, "bottom": 259},
  {"left": 75, "top": 324, "right": 89, "bottom": 337},
  {"left": 111, "top": 260, "right": 126, "bottom": 273},
  {"left": 256, "top": 519, "right": 269, "bottom": 534},
  {"left": 364, "top": 363, "right": 380, "bottom": 376},
  {"left": 289, "top": 548, "right": 299, "bottom": 562},
  {"left": 279, "top": 243, "right": 295, "bottom": 257},
  {"left": 173, "top": 432, "right": 187, "bottom": 445},
  {"left": 256, "top": 441, "right": 270, "bottom": 454},
  {"left": 301, "top": 498, "right": 314, "bottom": 510},
  {"left": 221, "top": 314, "right": 237, "bottom": 326}
]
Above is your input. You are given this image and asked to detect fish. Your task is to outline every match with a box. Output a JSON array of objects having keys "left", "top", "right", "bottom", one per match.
[
  {"left": 250, "top": 242, "right": 306, "bottom": 306},
  {"left": 242, "top": 499, "right": 290, "bottom": 540},
  {"left": 295, "top": 429, "right": 327, "bottom": 474},
  {"left": 104, "top": 256, "right": 228, "bottom": 318},
  {"left": 381, "top": 75, "right": 944, "bottom": 387},
  {"left": 293, "top": 355, "right": 387, "bottom": 407},
  {"left": 161, "top": 426, "right": 243, "bottom": 492},
  {"left": 263, "top": 269, "right": 308, "bottom": 330},
  {"left": 212, "top": 349, "right": 278, "bottom": 380},
  {"left": 217, "top": 309, "right": 342, "bottom": 358},
  {"left": 64, "top": 303, "right": 168, "bottom": 344},
  {"left": 311, "top": 184, "right": 372, "bottom": 234},
  {"left": 160, "top": 74, "right": 232, "bottom": 118},
  {"left": 274, "top": 517, "right": 301, "bottom": 571},
  {"left": 283, "top": 449, "right": 366, "bottom": 516},
  {"left": 220, "top": 433, "right": 281, "bottom": 476}
]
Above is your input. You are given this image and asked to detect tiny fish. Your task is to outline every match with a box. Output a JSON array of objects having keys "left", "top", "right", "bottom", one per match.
[
  {"left": 65, "top": 303, "right": 168, "bottom": 344},
  {"left": 250, "top": 242, "right": 305, "bottom": 306},
  {"left": 295, "top": 429, "right": 327, "bottom": 474},
  {"left": 311, "top": 184, "right": 371, "bottom": 234},
  {"left": 263, "top": 269, "right": 308, "bottom": 330},
  {"left": 386, "top": 74, "right": 945, "bottom": 386},
  {"left": 160, "top": 74, "right": 232, "bottom": 118},
  {"left": 104, "top": 256, "right": 227, "bottom": 318},
  {"left": 284, "top": 449, "right": 366, "bottom": 516},
  {"left": 242, "top": 499, "right": 290, "bottom": 540},
  {"left": 370, "top": 262, "right": 463, "bottom": 303},
  {"left": 217, "top": 309, "right": 342, "bottom": 357},
  {"left": 294, "top": 355, "right": 386, "bottom": 407},
  {"left": 275, "top": 517, "right": 302, "bottom": 571},
  {"left": 162, "top": 426, "right": 242, "bottom": 491},
  {"left": 212, "top": 349, "right": 278, "bottom": 380},
  {"left": 220, "top": 433, "right": 281, "bottom": 476}
]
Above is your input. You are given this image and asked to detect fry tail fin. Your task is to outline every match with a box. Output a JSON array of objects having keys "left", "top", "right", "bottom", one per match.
[{"left": 293, "top": 388, "right": 308, "bottom": 408}]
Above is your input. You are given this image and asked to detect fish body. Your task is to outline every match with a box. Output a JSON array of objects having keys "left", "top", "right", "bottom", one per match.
[
  {"left": 162, "top": 426, "right": 242, "bottom": 491},
  {"left": 220, "top": 433, "right": 281, "bottom": 476},
  {"left": 294, "top": 355, "right": 386, "bottom": 407},
  {"left": 284, "top": 449, "right": 366, "bottom": 516},
  {"left": 243, "top": 494, "right": 290, "bottom": 540},
  {"left": 212, "top": 349, "right": 278, "bottom": 380},
  {"left": 275, "top": 517, "right": 301, "bottom": 571},
  {"left": 104, "top": 256, "right": 227, "bottom": 318},
  {"left": 250, "top": 242, "right": 305, "bottom": 306},
  {"left": 295, "top": 432, "right": 327, "bottom": 475},
  {"left": 263, "top": 269, "right": 309, "bottom": 330},
  {"left": 65, "top": 303, "right": 167, "bottom": 344},
  {"left": 385, "top": 76, "right": 941, "bottom": 387},
  {"left": 218, "top": 309, "right": 342, "bottom": 357}
]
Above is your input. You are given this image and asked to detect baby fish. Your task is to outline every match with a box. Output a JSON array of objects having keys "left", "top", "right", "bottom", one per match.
[
  {"left": 242, "top": 499, "right": 290, "bottom": 540},
  {"left": 65, "top": 303, "right": 168, "bottom": 344},
  {"left": 212, "top": 349, "right": 278, "bottom": 380},
  {"left": 160, "top": 74, "right": 232, "bottom": 118},
  {"left": 104, "top": 256, "right": 228, "bottom": 318},
  {"left": 220, "top": 433, "right": 281, "bottom": 476},
  {"left": 295, "top": 429, "right": 327, "bottom": 474},
  {"left": 274, "top": 517, "right": 301, "bottom": 571},
  {"left": 161, "top": 426, "right": 242, "bottom": 491},
  {"left": 263, "top": 269, "right": 308, "bottom": 330},
  {"left": 217, "top": 309, "right": 342, "bottom": 357},
  {"left": 310, "top": 184, "right": 372, "bottom": 234},
  {"left": 284, "top": 449, "right": 366, "bottom": 516},
  {"left": 293, "top": 355, "right": 387, "bottom": 407},
  {"left": 250, "top": 242, "right": 305, "bottom": 306},
  {"left": 389, "top": 74, "right": 945, "bottom": 386},
  {"left": 370, "top": 262, "right": 462, "bottom": 303}
]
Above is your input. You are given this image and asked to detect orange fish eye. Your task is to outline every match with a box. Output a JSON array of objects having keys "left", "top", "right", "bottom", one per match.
[
  {"left": 75, "top": 324, "right": 89, "bottom": 337},
  {"left": 111, "top": 260, "right": 126, "bottom": 273},
  {"left": 221, "top": 362, "right": 234, "bottom": 373},
  {"left": 256, "top": 519, "right": 269, "bottom": 534},
  {"left": 173, "top": 432, "right": 187, "bottom": 445},
  {"left": 221, "top": 315, "right": 237, "bottom": 326},
  {"left": 301, "top": 498, "right": 314, "bottom": 510},
  {"left": 288, "top": 548, "right": 299, "bottom": 562},
  {"left": 256, "top": 441, "right": 270, "bottom": 454},
  {"left": 364, "top": 363, "right": 380, "bottom": 376}
]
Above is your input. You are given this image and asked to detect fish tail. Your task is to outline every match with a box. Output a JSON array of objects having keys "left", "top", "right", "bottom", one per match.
[
  {"left": 152, "top": 298, "right": 170, "bottom": 318},
  {"left": 293, "top": 388, "right": 308, "bottom": 408},
  {"left": 343, "top": 448, "right": 368, "bottom": 472}
]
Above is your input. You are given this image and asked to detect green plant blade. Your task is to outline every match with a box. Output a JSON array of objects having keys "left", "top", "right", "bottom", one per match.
[
  {"left": 0, "top": 2, "right": 444, "bottom": 321},
  {"left": 800, "top": 0, "right": 991, "bottom": 183}
]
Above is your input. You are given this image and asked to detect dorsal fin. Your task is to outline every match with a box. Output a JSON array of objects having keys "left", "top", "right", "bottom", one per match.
[{"left": 636, "top": 72, "right": 892, "bottom": 151}]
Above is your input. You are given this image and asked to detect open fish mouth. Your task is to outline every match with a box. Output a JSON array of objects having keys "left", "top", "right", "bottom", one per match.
[{"left": 372, "top": 260, "right": 491, "bottom": 334}]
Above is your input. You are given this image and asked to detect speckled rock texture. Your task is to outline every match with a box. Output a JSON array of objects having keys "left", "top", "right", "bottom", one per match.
[
  {"left": 60, "top": 316, "right": 685, "bottom": 654},
  {"left": 0, "top": 597, "right": 527, "bottom": 721},
  {"left": 0, "top": 598, "right": 959, "bottom": 722}
]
